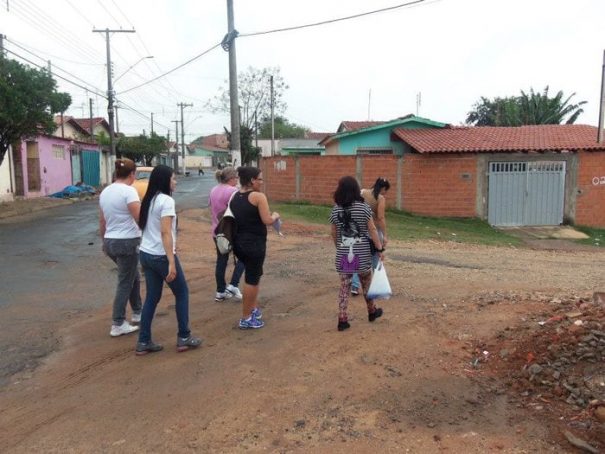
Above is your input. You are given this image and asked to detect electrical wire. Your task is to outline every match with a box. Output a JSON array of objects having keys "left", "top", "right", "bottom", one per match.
[
  {"left": 6, "top": 39, "right": 107, "bottom": 94},
  {"left": 4, "top": 48, "right": 108, "bottom": 99},
  {"left": 5, "top": 37, "right": 103, "bottom": 66},
  {"left": 14, "top": 0, "right": 103, "bottom": 63},
  {"left": 119, "top": 42, "right": 222, "bottom": 95},
  {"left": 239, "top": 0, "right": 427, "bottom": 37}
]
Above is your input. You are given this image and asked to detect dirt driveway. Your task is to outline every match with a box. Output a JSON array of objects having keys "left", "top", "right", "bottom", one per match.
[{"left": 1, "top": 208, "right": 604, "bottom": 453}]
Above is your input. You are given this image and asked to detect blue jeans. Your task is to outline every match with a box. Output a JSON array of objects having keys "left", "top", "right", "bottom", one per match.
[
  {"left": 138, "top": 251, "right": 190, "bottom": 343},
  {"left": 214, "top": 239, "right": 245, "bottom": 293},
  {"left": 352, "top": 231, "right": 383, "bottom": 290}
]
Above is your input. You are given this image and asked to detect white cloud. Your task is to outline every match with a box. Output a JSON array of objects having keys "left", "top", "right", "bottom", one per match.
[{"left": 1, "top": 0, "right": 603, "bottom": 138}]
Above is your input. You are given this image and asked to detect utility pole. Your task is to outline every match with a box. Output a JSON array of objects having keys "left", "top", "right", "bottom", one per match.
[
  {"left": 150, "top": 112, "right": 154, "bottom": 136},
  {"left": 598, "top": 50, "right": 605, "bottom": 143},
  {"left": 270, "top": 75, "right": 275, "bottom": 157},
  {"left": 89, "top": 98, "right": 94, "bottom": 142},
  {"left": 254, "top": 111, "right": 258, "bottom": 149},
  {"left": 92, "top": 28, "right": 135, "bottom": 165},
  {"left": 178, "top": 103, "right": 192, "bottom": 175},
  {"left": 225, "top": 0, "right": 241, "bottom": 166},
  {"left": 171, "top": 120, "right": 180, "bottom": 171},
  {"left": 0, "top": 33, "right": 4, "bottom": 57}
]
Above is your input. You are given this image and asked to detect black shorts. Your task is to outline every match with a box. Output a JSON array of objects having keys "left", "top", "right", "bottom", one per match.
[{"left": 233, "top": 235, "right": 266, "bottom": 286}]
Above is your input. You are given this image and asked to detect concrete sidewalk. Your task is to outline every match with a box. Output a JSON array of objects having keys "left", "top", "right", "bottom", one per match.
[{"left": 0, "top": 196, "right": 90, "bottom": 220}]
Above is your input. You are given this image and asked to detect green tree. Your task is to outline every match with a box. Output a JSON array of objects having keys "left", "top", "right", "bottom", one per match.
[
  {"left": 224, "top": 125, "right": 260, "bottom": 165},
  {"left": 258, "top": 115, "right": 309, "bottom": 139},
  {"left": 208, "top": 66, "right": 288, "bottom": 130},
  {"left": 118, "top": 132, "right": 167, "bottom": 166},
  {"left": 0, "top": 57, "right": 71, "bottom": 166},
  {"left": 466, "top": 86, "right": 586, "bottom": 126}
]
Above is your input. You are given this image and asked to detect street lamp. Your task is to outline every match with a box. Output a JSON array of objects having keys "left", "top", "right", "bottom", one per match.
[{"left": 114, "top": 55, "right": 154, "bottom": 83}]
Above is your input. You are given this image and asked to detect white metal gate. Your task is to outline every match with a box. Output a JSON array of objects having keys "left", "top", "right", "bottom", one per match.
[{"left": 488, "top": 161, "right": 566, "bottom": 226}]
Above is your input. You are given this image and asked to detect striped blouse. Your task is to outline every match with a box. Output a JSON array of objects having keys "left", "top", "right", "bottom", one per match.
[{"left": 329, "top": 201, "right": 373, "bottom": 273}]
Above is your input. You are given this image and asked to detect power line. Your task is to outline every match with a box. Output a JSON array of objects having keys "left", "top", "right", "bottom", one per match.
[
  {"left": 4, "top": 48, "right": 108, "bottom": 98},
  {"left": 239, "top": 0, "right": 427, "bottom": 37},
  {"left": 5, "top": 37, "right": 103, "bottom": 66},
  {"left": 119, "top": 42, "right": 222, "bottom": 95},
  {"left": 13, "top": 0, "right": 103, "bottom": 63},
  {"left": 5, "top": 39, "right": 106, "bottom": 93}
]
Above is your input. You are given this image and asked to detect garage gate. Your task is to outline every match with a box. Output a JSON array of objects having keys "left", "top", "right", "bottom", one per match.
[{"left": 488, "top": 161, "right": 566, "bottom": 226}]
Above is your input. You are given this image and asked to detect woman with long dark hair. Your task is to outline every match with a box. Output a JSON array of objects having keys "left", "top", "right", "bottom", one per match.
[
  {"left": 135, "top": 165, "right": 201, "bottom": 355},
  {"left": 330, "top": 176, "right": 385, "bottom": 331},
  {"left": 351, "top": 177, "right": 390, "bottom": 295},
  {"left": 230, "top": 166, "right": 280, "bottom": 329},
  {"left": 99, "top": 158, "right": 142, "bottom": 337}
]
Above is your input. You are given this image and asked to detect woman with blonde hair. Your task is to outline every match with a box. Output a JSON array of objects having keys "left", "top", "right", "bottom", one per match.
[
  {"left": 209, "top": 166, "right": 245, "bottom": 302},
  {"left": 99, "top": 158, "right": 142, "bottom": 337}
]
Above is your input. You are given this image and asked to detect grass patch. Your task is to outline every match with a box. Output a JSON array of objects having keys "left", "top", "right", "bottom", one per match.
[
  {"left": 272, "top": 202, "right": 521, "bottom": 247},
  {"left": 574, "top": 225, "right": 605, "bottom": 248}
]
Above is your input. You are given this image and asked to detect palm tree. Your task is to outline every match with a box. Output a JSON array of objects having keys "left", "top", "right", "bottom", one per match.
[
  {"left": 517, "top": 86, "right": 587, "bottom": 125},
  {"left": 466, "top": 86, "right": 587, "bottom": 126}
]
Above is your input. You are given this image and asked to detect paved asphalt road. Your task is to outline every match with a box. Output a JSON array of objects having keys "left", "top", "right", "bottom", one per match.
[{"left": 0, "top": 173, "right": 215, "bottom": 386}]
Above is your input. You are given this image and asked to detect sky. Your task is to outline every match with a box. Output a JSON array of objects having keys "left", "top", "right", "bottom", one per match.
[{"left": 1, "top": 0, "right": 604, "bottom": 141}]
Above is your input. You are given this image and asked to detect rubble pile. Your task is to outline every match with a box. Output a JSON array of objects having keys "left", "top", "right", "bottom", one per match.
[{"left": 477, "top": 295, "right": 605, "bottom": 449}]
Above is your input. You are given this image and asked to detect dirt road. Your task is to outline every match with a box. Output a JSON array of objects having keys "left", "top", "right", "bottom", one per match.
[{"left": 1, "top": 208, "right": 604, "bottom": 453}]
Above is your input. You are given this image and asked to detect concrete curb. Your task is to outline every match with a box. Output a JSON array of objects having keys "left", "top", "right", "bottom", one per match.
[{"left": 0, "top": 197, "right": 91, "bottom": 220}]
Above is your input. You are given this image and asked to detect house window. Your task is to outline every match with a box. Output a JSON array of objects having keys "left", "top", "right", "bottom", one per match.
[
  {"left": 52, "top": 145, "right": 65, "bottom": 159},
  {"left": 356, "top": 147, "right": 393, "bottom": 155}
]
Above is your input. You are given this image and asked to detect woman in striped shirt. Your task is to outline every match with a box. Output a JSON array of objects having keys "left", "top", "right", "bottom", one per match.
[{"left": 329, "top": 176, "right": 385, "bottom": 331}]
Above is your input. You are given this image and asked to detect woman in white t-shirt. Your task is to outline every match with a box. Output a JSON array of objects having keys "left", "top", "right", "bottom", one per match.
[
  {"left": 135, "top": 165, "right": 201, "bottom": 355},
  {"left": 99, "top": 158, "right": 142, "bottom": 338}
]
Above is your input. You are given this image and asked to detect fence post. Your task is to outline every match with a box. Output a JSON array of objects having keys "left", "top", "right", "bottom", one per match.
[
  {"left": 295, "top": 156, "right": 301, "bottom": 200},
  {"left": 396, "top": 155, "right": 403, "bottom": 210},
  {"left": 356, "top": 155, "right": 363, "bottom": 184}
]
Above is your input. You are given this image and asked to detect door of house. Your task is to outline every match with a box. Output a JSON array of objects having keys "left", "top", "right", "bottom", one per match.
[
  {"left": 71, "top": 150, "right": 81, "bottom": 184},
  {"left": 81, "top": 149, "right": 100, "bottom": 187},
  {"left": 12, "top": 143, "right": 24, "bottom": 196},
  {"left": 488, "top": 161, "right": 566, "bottom": 226},
  {"left": 26, "top": 141, "right": 41, "bottom": 192}
]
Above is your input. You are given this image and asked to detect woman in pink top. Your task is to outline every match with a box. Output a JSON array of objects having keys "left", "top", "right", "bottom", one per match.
[{"left": 209, "top": 167, "right": 245, "bottom": 302}]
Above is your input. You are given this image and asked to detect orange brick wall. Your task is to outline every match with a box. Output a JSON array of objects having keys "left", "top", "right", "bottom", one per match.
[
  {"left": 360, "top": 155, "right": 399, "bottom": 208},
  {"left": 575, "top": 151, "right": 605, "bottom": 227},
  {"left": 261, "top": 155, "right": 478, "bottom": 217},
  {"left": 402, "top": 154, "right": 478, "bottom": 217},
  {"left": 260, "top": 157, "right": 297, "bottom": 202}
]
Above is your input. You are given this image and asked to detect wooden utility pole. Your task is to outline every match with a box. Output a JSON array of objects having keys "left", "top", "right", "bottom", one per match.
[
  {"left": 598, "top": 50, "right": 605, "bottom": 143},
  {"left": 171, "top": 120, "right": 180, "bottom": 171},
  {"left": 92, "top": 28, "right": 135, "bottom": 161},
  {"left": 178, "top": 103, "right": 192, "bottom": 175},
  {"left": 270, "top": 75, "right": 275, "bottom": 156},
  {"left": 89, "top": 99, "right": 94, "bottom": 142}
]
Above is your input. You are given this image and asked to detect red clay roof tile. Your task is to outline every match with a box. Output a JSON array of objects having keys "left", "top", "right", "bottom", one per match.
[{"left": 392, "top": 124, "right": 605, "bottom": 153}]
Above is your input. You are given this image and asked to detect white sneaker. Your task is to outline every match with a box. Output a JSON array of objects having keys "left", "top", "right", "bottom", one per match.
[
  {"left": 131, "top": 312, "right": 141, "bottom": 323},
  {"left": 110, "top": 321, "right": 139, "bottom": 337},
  {"left": 226, "top": 285, "right": 243, "bottom": 300},
  {"left": 215, "top": 291, "right": 233, "bottom": 302}
]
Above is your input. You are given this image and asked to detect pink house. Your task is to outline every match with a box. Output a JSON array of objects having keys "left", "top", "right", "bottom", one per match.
[{"left": 12, "top": 135, "right": 100, "bottom": 198}]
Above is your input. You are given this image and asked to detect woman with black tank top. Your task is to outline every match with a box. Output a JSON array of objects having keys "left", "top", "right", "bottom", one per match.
[{"left": 231, "top": 166, "right": 280, "bottom": 329}]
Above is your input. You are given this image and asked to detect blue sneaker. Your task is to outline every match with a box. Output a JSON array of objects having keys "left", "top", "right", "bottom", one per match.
[
  {"left": 239, "top": 314, "right": 264, "bottom": 329},
  {"left": 251, "top": 307, "right": 263, "bottom": 319}
]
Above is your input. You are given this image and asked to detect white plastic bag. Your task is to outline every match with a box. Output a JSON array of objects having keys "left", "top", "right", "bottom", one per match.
[{"left": 367, "top": 261, "right": 392, "bottom": 300}]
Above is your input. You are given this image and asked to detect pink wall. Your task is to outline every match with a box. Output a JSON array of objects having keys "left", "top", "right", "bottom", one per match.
[{"left": 20, "top": 136, "right": 73, "bottom": 197}]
